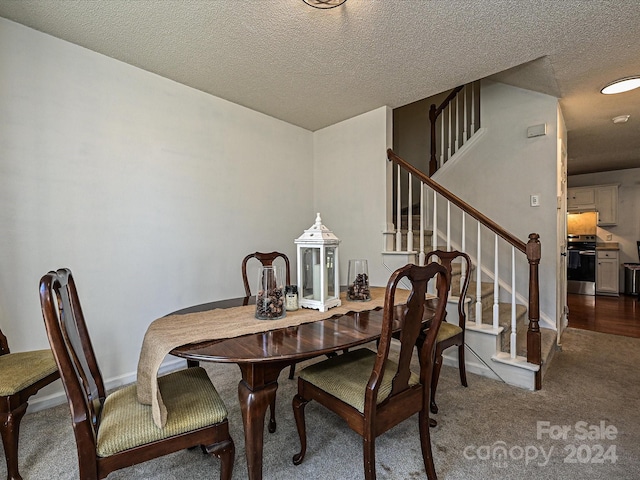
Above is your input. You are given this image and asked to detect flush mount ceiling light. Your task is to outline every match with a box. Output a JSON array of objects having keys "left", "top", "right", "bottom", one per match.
[
  {"left": 601, "top": 76, "right": 640, "bottom": 94},
  {"left": 302, "top": 0, "right": 347, "bottom": 9},
  {"left": 612, "top": 115, "right": 630, "bottom": 124}
]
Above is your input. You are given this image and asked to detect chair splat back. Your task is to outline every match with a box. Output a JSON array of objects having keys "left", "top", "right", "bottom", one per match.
[
  {"left": 374, "top": 263, "right": 449, "bottom": 406},
  {"left": 241, "top": 251, "right": 291, "bottom": 297},
  {"left": 40, "top": 269, "right": 105, "bottom": 439},
  {"left": 425, "top": 249, "right": 472, "bottom": 328},
  {"left": 424, "top": 249, "right": 472, "bottom": 415}
]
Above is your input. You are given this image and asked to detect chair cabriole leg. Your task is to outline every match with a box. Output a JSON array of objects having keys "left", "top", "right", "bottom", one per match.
[
  {"left": 206, "top": 438, "right": 235, "bottom": 480},
  {"left": 292, "top": 393, "right": 309, "bottom": 465},
  {"left": 419, "top": 409, "right": 438, "bottom": 480},
  {"left": 458, "top": 344, "right": 468, "bottom": 387},
  {"left": 0, "top": 402, "right": 27, "bottom": 480},
  {"left": 268, "top": 398, "right": 277, "bottom": 434},
  {"left": 430, "top": 351, "right": 444, "bottom": 414}
]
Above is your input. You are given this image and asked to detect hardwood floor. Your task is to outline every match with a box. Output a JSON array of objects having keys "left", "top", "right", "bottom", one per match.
[{"left": 567, "top": 293, "right": 640, "bottom": 338}]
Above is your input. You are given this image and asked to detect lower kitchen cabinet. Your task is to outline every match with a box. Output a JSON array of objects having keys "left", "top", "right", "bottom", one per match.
[{"left": 596, "top": 250, "right": 619, "bottom": 296}]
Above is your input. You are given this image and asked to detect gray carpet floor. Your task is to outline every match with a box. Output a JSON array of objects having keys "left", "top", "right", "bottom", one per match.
[{"left": 4, "top": 327, "right": 640, "bottom": 479}]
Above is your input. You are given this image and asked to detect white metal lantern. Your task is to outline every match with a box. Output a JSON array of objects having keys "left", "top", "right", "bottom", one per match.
[{"left": 295, "top": 213, "right": 341, "bottom": 312}]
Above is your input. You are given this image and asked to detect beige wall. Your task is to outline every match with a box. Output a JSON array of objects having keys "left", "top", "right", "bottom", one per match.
[
  {"left": 0, "top": 18, "right": 314, "bottom": 406},
  {"left": 313, "top": 106, "right": 392, "bottom": 287},
  {"left": 0, "top": 17, "right": 398, "bottom": 410}
]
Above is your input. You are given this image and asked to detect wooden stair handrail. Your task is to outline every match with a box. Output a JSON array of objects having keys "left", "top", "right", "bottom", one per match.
[
  {"left": 429, "top": 85, "right": 464, "bottom": 175},
  {"left": 388, "top": 148, "right": 527, "bottom": 253},
  {"left": 432, "top": 85, "right": 465, "bottom": 119}
]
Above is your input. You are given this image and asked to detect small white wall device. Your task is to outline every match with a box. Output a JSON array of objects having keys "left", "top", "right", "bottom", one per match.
[{"left": 527, "top": 123, "right": 547, "bottom": 138}]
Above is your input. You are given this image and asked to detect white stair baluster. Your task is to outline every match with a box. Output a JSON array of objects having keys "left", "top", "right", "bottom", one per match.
[
  {"left": 439, "top": 115, "right": 445, "bottom": 168},
  {"left": 475, "top": 223, "right": 483, "bottom": 326},
  {"left": 471, "top": 82, "right": 477, "bottom": 135},
  {"left": 447, "top": 104, "right": 452, "bottom": 161},
  {"left": 407, "top": 173, "right": 413, "bottom": 253},
  {"left": 425, "top": 186, "right": 431, "bottom": 241},
  {"left": 395, "top": 164, "right": 402, "bottom": 252},
  {"left": 510, "top": 246, "right": 517, "bottom": 358},
  {"left": 419, "top": 182, "right": 425, "bottom": 265},
  {"left": 454, "top": 95, "right": 460, "bottom": 153},
  {"left": 460, "top": 212, "right": 467, "bottom": 295},
  {"left": 463, "top": 85, "right": 469, "bottom": 143},
  {"left": 432, "top": 192, "right": 438, "bottom": 251},
  {"left": 493, "top": 234, "right": 500, "bottom": 329},
  {"left": 446, "top": 201, "right": 451, "bottom": 251}
]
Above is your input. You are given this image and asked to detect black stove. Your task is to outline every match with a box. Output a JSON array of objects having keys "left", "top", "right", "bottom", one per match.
[{"left": 567, "top": 235, "right": 596, "bottom": 295}]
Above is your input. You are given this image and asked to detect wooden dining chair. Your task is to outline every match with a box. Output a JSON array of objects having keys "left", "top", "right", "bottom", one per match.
[
  {"left": 291, "top": 262, "right": 449, "bottom": 480},
  {"left": 241, "top": 251, "right": 293, "bottom": 432},
  {"left": 424, "top": 250, "right": 472, "bottom": 415},
  {"left": 241, "top": 251, "right": 291, "bottom": 298},
  {"left": 0, "top": 329, "right": 59, "bottom": 480},
  {"left": 39, "top": 268, "right": 235, "bottom": 480}
]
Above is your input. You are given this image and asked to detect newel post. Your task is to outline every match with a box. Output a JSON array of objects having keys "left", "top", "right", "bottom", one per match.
[
  {"left": 429, "top": 103, "right": 437, "bottom": 176},
  {"left": 526, "top": 233, "right": 542, "bottom": 390}
]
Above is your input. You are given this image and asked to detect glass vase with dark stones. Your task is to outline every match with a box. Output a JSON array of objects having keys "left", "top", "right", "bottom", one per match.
[
  {"left": 255, "top": 265, "right": 286, "bottom": 320},
  {"left": 347, "top": 259, "right": 371, "bottom": 301}
]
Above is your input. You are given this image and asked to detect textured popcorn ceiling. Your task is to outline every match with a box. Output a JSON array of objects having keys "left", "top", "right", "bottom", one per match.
[{"left": 1, "top": 0, "right": 640, "bottom": 174}]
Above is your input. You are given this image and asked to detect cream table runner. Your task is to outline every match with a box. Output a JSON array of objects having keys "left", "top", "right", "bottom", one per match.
[{"left": 137, "top": 287, "right": 410, "bottom": 428}]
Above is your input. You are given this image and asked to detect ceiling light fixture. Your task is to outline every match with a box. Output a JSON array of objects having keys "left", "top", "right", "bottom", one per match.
[
  {"left": 601, "top": 76, "right": 640, "bottom": 94},
  {"left": 612, "top": 115, "right": 630, "bottom": 124},
  {"left": 302, "top": 0, "right": 347, "bottom": 9}
]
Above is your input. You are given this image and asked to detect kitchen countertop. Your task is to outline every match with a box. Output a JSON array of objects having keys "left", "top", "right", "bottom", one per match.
[{"left": 596, "top": 242, "right": 619, "bottom": 251}]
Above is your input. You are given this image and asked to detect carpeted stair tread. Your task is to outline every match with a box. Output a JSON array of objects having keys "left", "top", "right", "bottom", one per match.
[
  {"left": 465, "top": 281, "right": 495, "bottom": 321},
  {"left": 445, "top": 252, "right": 557, "bottom": 373},
  {"left": 398, "top": 228, "right": 433, "bottom": 251}
]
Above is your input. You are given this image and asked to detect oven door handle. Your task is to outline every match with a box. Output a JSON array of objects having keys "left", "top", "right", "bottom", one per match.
[{"left": 578, "top": 250, "right": 596, "bottom": 256}]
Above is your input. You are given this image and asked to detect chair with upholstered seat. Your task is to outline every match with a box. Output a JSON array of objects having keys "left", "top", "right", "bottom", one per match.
[
  {"left": 424, "top": 249, "right": 472, "bottom": 415},
  {"left": 39, "top": 268, "right": 234, "bottom": 480},
  {"left": 0, "top": 329, "right": 59, "bottom": 480},
  {"left": 291, "top": 262, "right": 449, "bottom": 480}
]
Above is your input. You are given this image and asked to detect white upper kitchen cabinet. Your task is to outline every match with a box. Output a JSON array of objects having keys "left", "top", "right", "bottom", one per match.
[
  {"left": 595, "top": 184, "right": 619, "bottom": 226},
  {"left": 567, "top": 186, "right": 596, "bottom": 210},
  {"left": 567, "top": 184, "right": 618, "bottom": 225}
]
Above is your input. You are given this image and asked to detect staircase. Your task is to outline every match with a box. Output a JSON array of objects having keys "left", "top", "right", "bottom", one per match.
[
  {"left": 383, "top": 82, "right": 558, "bottom": 391},
  {"left": 391, "top": 212, "right": 556, "bottom": 390},
  {"left": 449, "top": 265, "right": 557, "bottom": 387}
]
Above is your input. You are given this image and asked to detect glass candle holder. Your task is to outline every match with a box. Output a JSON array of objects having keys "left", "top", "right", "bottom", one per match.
[
  {"left": 285, "top": 285, "right": 299, "bottom": 311},
  {"left": 347, "top": 259, "right": 371, "bottom": 301},
  {"left": 255, "top": 265, "right": 286, "bottom": 320}
]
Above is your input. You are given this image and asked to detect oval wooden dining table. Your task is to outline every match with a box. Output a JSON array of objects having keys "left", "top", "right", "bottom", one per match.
[{"left": 169, "top": 295, "right": 432, "bottom": 480}]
